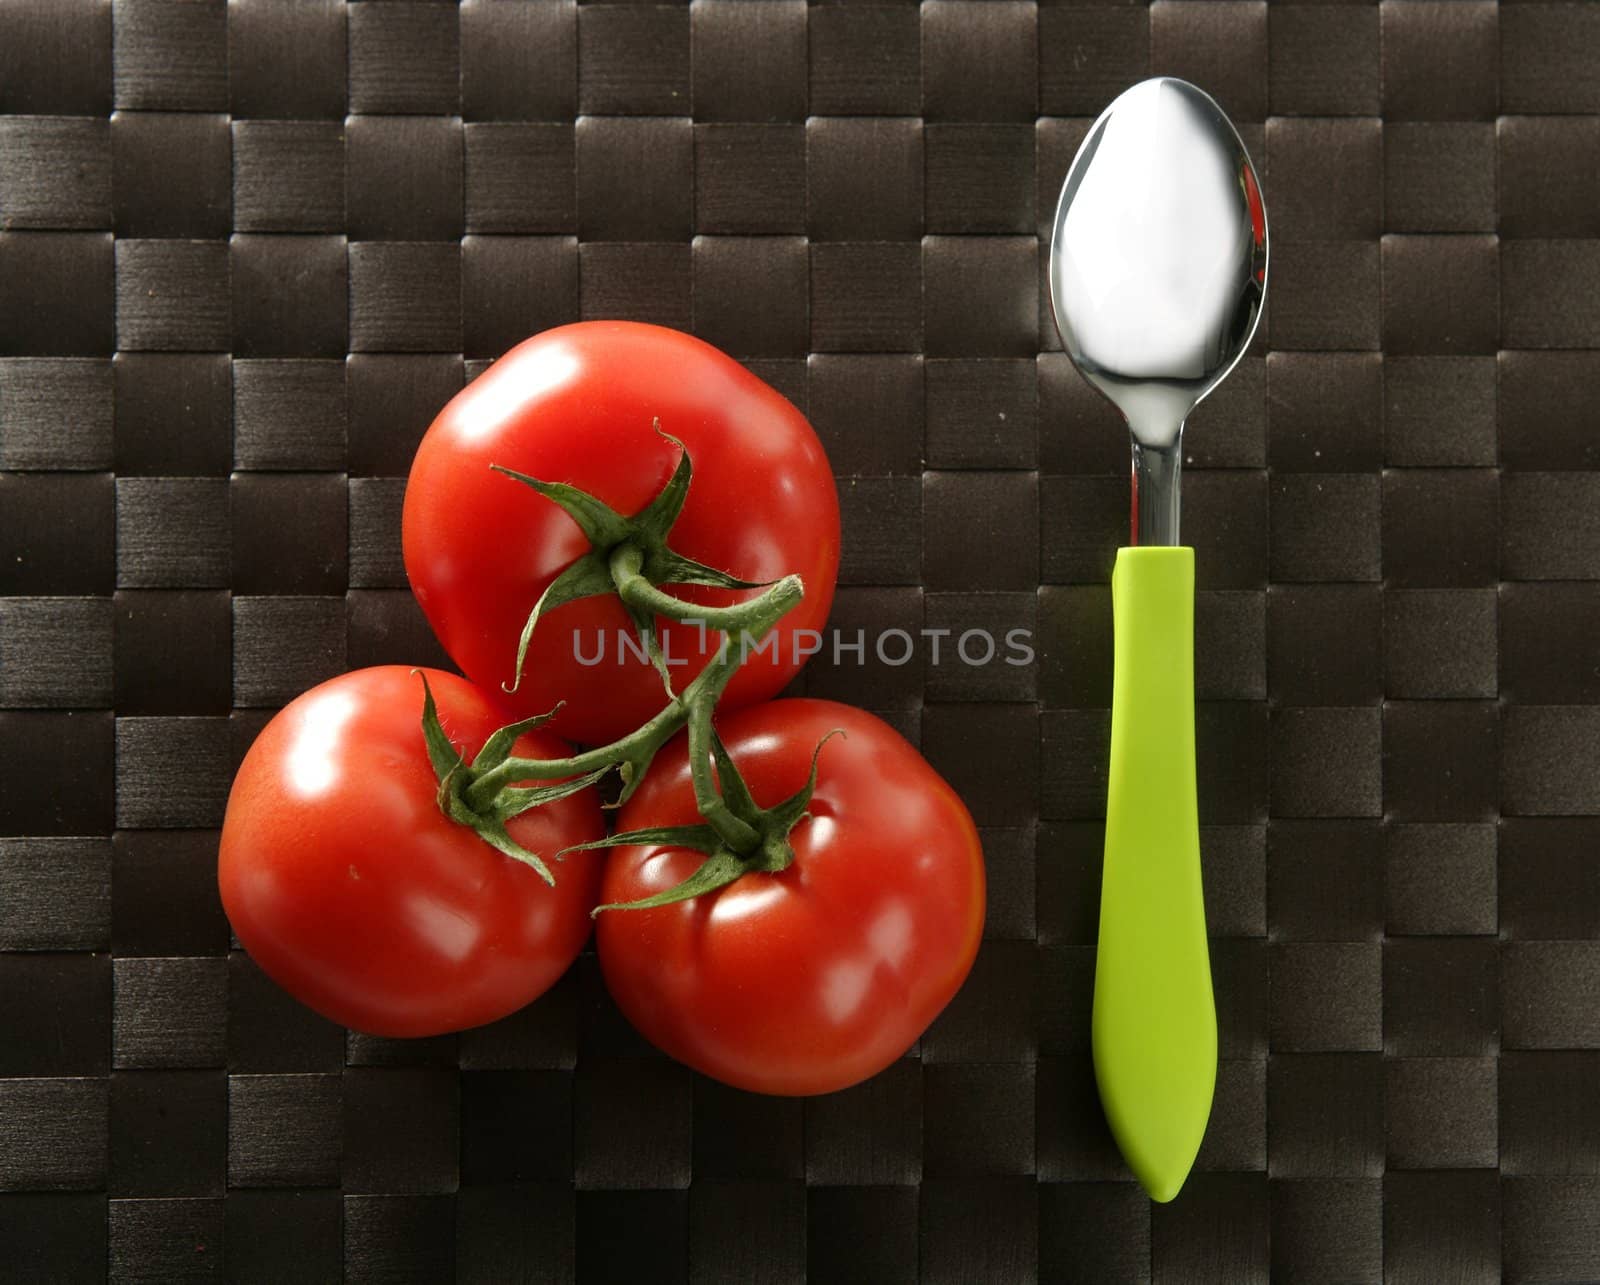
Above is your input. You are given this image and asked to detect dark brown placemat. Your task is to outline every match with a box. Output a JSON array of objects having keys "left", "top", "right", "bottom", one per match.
[{"left": 3, "top": 1, "right": 1599, "bottom": 1281}]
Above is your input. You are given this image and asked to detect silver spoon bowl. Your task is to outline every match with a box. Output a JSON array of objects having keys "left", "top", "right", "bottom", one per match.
[{"left": 1049, "top": 77, "right": 1267, "bottom": 545}]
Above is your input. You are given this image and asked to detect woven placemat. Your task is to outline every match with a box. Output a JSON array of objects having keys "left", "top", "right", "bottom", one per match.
[{"left": 2, "top": 1, "right": 1598, "bottom": 1281}]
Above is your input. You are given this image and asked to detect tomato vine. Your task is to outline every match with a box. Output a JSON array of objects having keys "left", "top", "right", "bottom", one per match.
[{"left": 420, "top": 432, "right": 818, "bottom": 896}]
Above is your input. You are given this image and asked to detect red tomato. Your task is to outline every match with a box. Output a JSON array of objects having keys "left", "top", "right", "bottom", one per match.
[
  {"left": 403, "top": 322, "right": 841, "bottom": 746},
  {"left": 218, "top": 666, "right": 605, "bottom": 1038},
  {"left": 596, "top": 699, "right": 986, "bottom": 1095}
]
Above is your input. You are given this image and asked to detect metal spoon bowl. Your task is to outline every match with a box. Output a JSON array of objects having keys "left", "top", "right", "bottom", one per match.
[{"left": 1049, "top": 77, "right": 1267, "bottom": 545}]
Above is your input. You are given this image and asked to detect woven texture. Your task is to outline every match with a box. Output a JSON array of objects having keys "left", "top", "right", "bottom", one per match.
[{"left": 2, "top": 1, "right": 1598, "bottom": 1281}]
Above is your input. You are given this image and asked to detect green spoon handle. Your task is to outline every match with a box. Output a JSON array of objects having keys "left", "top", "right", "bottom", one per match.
[{"left": 1093, "top": 546, "right": 1216, "bottom": 1203}]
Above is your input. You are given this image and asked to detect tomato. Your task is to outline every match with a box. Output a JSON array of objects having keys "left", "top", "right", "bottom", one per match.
[
  {"left": 595, "top": 699, "right": 986, "bottom": 1096},
  {"left": 403, "top": 322, "right": 841, "bottom": 746},
  {"left": 218, "top": 666, "right": 605, "bottom": 1038}
]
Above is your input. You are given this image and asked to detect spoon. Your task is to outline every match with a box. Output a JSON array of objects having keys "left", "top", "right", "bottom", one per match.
[{"left": 1047, "top": 77, "right": 1267, "bottom": 1203}]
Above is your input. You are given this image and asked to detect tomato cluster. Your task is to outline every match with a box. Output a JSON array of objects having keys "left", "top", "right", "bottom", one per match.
[{"left": 219, "top": 322, "right": 986, "bottom": 1096}]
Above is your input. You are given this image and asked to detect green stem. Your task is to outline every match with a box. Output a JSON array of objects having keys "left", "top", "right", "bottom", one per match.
[
  {"left": 464, "top": 699, "right": 683, "bottom": 809},
  {"left": 464, "top": 573, "right": 803, "bottom": 813},
  {"left": 687, "top": 692, "right": 759, "bottom": 853},
  {"left": 569, "top": 723, "right": 843, "bottom": 914},
  {"left": 610, "top": 544, "right": 779, "bottom": 632}
]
